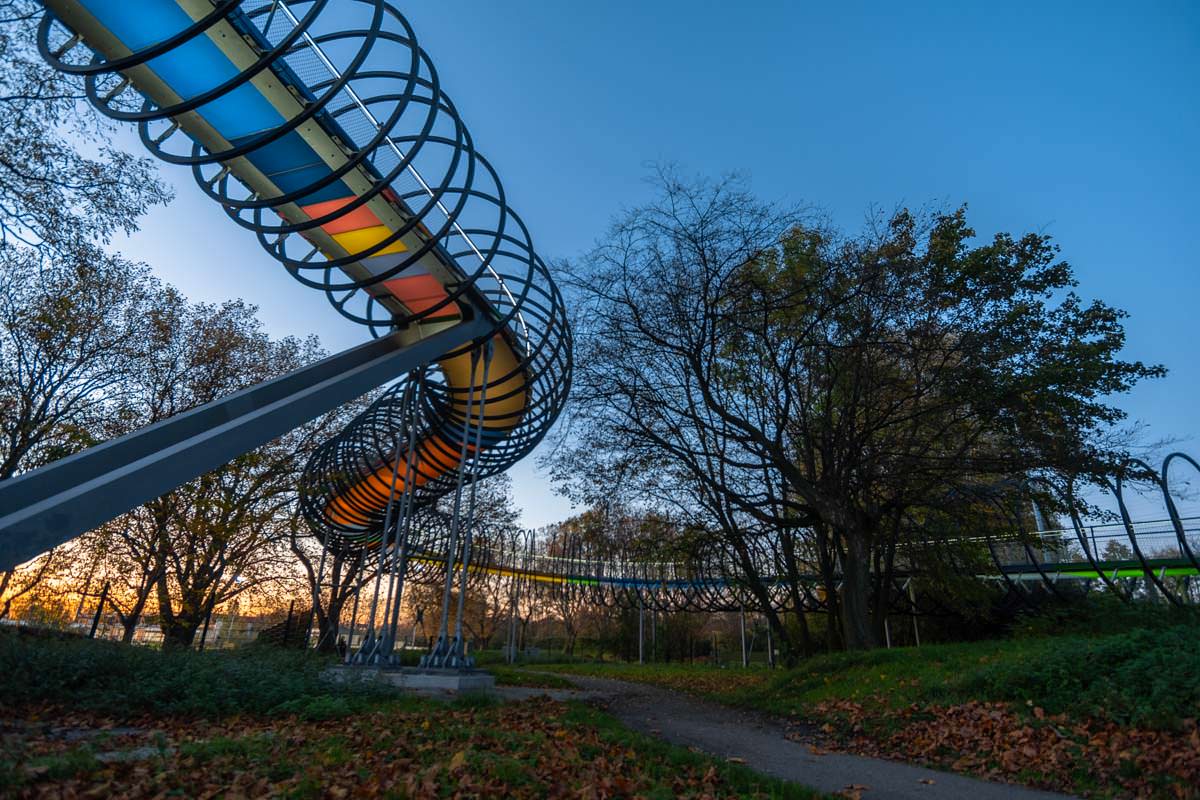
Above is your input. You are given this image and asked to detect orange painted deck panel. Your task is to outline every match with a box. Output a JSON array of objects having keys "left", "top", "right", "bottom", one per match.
[
  {"left": 383, "top": 274, "right": 452, "bottom": 314},
  {"left": 300, "top": 195, "right": 385, "bottom": 235}
]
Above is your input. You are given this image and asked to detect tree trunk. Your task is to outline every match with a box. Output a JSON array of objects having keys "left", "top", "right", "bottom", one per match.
[
  {"left": 563, "top": 624, "right": 576, "bottom": 656},
  {"left": 871, "top": 525, "right": 900, "bottom": 645},
  {"left": 161, "top": 617, "right": 202, "bottom": 650},
  {"left": 839, "top": 531, "right": 877, "bottom": 649},
  {"left": 779, "top": 530, "right": 813, "bottom": 658},
  {"left": 813, "top": 523, "right": 842, "bottom": 651},
  {"left": 119, "top": 591, "right": 151, "bottom": 644},
  {"left": 119, "top": 565, "right": 162, "bottom": 643},
  {"left": 728, "top": 532, "right": 796, "bottom": 661},
  {"left": 157, "top": 572, "right": 207, "bottom": 651},
  {"left": 309, "top": 550, "right": 367, "bottom": 653}
]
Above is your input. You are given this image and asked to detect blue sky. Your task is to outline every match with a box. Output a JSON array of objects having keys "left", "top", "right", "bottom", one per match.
[{"left": 109, "top": 1, "right": 1200, "bottom": 527}]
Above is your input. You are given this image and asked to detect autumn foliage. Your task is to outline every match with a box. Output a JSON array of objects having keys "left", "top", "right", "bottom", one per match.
[
  {"left": 797, "top": 699, "right": 1199, "bottom": 799},
  {"left": 2, "top": 699, "right": 823, "bottom": 799}
]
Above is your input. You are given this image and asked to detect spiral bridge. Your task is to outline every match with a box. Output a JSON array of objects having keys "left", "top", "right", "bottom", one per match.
[{"left": 23, "top": 1, "right": 1198, "bottom": 660}]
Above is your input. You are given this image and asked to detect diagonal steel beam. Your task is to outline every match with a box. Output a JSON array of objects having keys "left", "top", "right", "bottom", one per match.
[{"left": 0, "top": 317, "right": 490, "bottom": 570}]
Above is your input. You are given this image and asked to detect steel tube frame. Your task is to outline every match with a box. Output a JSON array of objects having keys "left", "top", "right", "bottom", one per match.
[
  {"left": 449, "top": 341, "right": 495, "bottom": 663},
  {"left": 0, "top": 318, "right": 489, "bottom": 571}
]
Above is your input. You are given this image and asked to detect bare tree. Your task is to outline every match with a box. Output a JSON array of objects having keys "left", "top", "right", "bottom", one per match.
[
  {"left": 64, "top": 519, "right": 165, "bottom": 642},
  {"left": 290, "top": 514, "right": 372, "bottom": 653},
  {"left": 154, "top": 320, "right": 323, "bottom": 648},
  {"left": 459, "top": 574, "right": 510, "bottom": 651}
]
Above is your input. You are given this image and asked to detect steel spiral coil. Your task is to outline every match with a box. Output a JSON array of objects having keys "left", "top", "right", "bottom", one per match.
[{"left": 38, "top": 0, "right": 572, "bottom": 554}]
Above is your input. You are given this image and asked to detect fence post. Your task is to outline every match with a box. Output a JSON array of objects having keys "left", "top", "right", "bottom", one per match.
[
  {"left": 638, "top": 595, "right": 644, "bottom": 665},
  {"left": 766, "top": 619, "right": 775, "bottom": 669},
  {"left": 198, "top": 602, "right": 214, "bottom": 651},
  {"left": 908, "top": 580, "right": 921, "bottom": 647},
  {"left": 739, "top": 605, "right": 748, "bottom": 667},
  {"left": 89, "top": 581, "right": 110, "bottom": 639}
]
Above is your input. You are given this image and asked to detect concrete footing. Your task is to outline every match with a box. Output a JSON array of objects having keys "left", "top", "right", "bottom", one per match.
[{"left": 324, "top": 665, "right": 496, "bottom": 694}]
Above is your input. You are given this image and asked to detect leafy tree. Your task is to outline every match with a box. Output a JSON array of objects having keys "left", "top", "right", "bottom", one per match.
[
  {"left": 135, "top": 301, "right": 324, "bottom": 649},
  {"left": 0, "top": 548, "right": 60, "bottom": 620},
  {"left": 0, "top": 1, "right": 170, "bottom": 482},
  {"left": 58, "top": 292, "right": 327, "bottom": 649},
  {"left": 555, "top": 171, "right": 1161, "bottom": 651},
  {"left": 0, "top": 246, "right": 158, "bottom": 479},
  {"left": 0, "top": 0, "right": 170, "bottom": 253},
  {"left": 0, "top": 3, "right": 169, "bottom": 606}
]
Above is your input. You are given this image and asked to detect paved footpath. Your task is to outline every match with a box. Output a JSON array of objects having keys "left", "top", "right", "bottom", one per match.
[{"left": 500, "top": 674, "right": 1075, "bottom": 800}]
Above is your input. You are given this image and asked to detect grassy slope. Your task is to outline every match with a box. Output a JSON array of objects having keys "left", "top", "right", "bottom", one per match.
[
  {"left": 0, "top": 631, "right": 827, "bottom": 799},
  {"left": 540, "top": 623, "right": 1200, "bottom": 729},
  {"left": 486, "top": 664, "right": 577, "bottom": 689}
]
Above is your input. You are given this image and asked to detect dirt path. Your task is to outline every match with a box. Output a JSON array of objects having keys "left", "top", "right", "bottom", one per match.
[{"left": 540, "top": 674, "right": 1075, "bottom": 800}]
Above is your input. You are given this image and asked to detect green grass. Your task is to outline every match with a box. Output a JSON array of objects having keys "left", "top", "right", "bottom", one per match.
[
  {"left": 0, "top": 631, "right": 832, "bottom": 799},
  {"left": 486, "top": 664, "right": 577, "bottom": 689},
  {"left": 21, "top": 747, "right": 104, "bottom": 781},
  {"left": 178, "top": 733, "right": 279, "bottom": 762},
  {"left": 543, "top": 620, "right": 1200, "bottom": 730}
]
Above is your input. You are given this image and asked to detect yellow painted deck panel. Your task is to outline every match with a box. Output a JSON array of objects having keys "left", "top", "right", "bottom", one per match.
[{"left": 331, "top": 225, "right": 409, "bottom": 258}]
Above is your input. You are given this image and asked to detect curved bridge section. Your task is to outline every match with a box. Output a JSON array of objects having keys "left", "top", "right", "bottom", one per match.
[
  {"left": 399, "top": 455, "right": 1200, "bottom": 617},
  {"left": 37, "top": 0, "right": 571, "bottom": 555}
]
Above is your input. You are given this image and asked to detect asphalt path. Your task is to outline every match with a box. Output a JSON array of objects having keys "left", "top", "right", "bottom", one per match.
[{"left": 498, "top": 673, "right": 1076, "bottom": 800}]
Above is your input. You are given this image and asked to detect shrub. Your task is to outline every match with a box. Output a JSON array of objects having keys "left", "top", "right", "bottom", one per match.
[
  {"left": 960, "top": 624, "right": 1200, "bottom": 728},
  {"left": 0, "top": 630, "right": 391, "bottom": 718},
  {"left": 1011, "top": 594, "right": 1199, "bottom": 639}
]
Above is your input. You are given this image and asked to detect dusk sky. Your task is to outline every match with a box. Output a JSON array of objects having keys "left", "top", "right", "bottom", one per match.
[{"left": 107, "top": 1, "right": 1200, "bottom": 527}]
